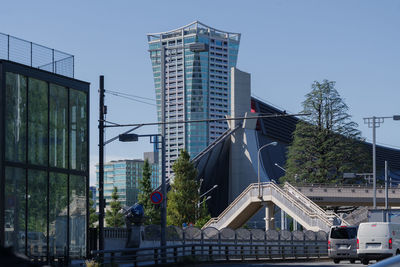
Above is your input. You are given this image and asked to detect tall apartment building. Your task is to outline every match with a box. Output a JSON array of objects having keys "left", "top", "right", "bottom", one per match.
[
  {"left": 95, "top": 158, "right": 159, "bottom": 208},
  {"left": 147, "top": 21, "right": 240, "bottom": 176}
]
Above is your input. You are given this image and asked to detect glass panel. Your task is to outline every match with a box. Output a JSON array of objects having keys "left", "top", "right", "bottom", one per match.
[
  {"left": 5, "top": 72, "right": 27, "bottom": 163},
  {"left": 70, "top": 89, "right": 87, "bottom": 171},
  {"left": 4, "top": 167, "right": 26, "bottom": 253},
  {"left": 27, "top": 170, "right": 47, "bottom": 257},
  {"left": 28, "top": 78, "right": 48, "bottom": 166},
  {"left": 69, "top": 175, "right": 86, "bottom": 258},
  {"left": 49, "top": 84, "right": 68, "bottom": 168},
  {"left": 49, "top": 172, "right": 67, "bottom": 257}
]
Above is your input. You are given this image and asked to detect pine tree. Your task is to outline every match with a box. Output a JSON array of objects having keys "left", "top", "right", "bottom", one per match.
[
  {"left": 281, "top": 80, "right": 370, "bottom": 184},
  {"left": 167, "top": 150, "right": 199, "bottom": 226},
  {"left": 138, "top": 159, "right": 160, "bottom": 225},
  {"left": 105, "top": 187, "right": 124, "bottom": 227}
]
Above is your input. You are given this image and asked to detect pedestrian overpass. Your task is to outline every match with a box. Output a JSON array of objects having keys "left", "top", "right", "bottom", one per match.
[
  {"left": 296, "top": 183, "right": 400, "bottom": 206},
  {"left": 203, "top": 182, "right": 348, "bottom": 232},
  {"left": 203, "top": 181, "right": 400, "bottom": 232}
]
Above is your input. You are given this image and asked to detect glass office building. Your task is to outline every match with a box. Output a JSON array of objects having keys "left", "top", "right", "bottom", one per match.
[
  {"left": 95, "top": 159, "right": 160, "bottom": 210},
  {"left": 147, "top": 21, "right": 240, "bottom": 176},
  {"left": 0, "top": 60, "right": 89, "bottom": 260}
]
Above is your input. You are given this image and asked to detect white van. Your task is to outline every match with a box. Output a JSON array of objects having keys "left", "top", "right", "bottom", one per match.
[{"left": 357, "top": 222, "right": 400, "bottom": 265}]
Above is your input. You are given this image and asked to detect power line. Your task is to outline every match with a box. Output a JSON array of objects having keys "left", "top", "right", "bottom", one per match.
[
  {"left": 106, "top": 89, "right": 156, "bottom": 102},
  {"left": 103, "top": 112, "right": 310, "bottom": 128},
  {"left": 106, "top": 90, "right": 156, "bottom": 106}
]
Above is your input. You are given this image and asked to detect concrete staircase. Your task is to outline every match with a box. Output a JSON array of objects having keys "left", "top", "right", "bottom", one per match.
[
  {"left": 203, "top": 182, "right": 348, "bottom": 232},
  {"left": 343, "top": 206, "right": 369, "bottom": 225}
]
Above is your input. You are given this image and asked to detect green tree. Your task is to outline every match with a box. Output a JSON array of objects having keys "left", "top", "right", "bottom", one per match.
[
  {"left": 167, "top": 150, "right": 205, "bottom": 226},
  {"left": 89, "top": 190, "right": 98, "bottom": 228},
  {"left": 105, "top": 187, "right": 124, "bottom": 227},
  {"left": 138, "top": 159, "right": 161, "bottom": 225},
  {"left": 281, "top": 80, "right": 370, "bottom": 184}
]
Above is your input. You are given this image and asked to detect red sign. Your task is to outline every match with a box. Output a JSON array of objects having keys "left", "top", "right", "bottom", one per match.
[{"left": 150, "top": 191, "right": 163, "bottom": 205}]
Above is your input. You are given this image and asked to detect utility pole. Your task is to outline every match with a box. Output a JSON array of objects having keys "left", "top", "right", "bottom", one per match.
[
  {"left": 364, "top": 115, "right": 400, "bottom": 209},
  {"left": 98, "top": 75, "right": 105, "bottom": 251},
  {"left": 385, "top": 161, "right": 388, "bottom": 210}
]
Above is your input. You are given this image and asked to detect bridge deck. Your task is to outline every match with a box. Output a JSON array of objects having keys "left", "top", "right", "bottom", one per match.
[{"left": 297, "top": 184, "right": 400, "bottom": 206}]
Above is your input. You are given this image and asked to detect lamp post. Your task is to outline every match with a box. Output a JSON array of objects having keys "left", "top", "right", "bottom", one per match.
[
  {"left": 258, "top": 141, "right": 278, "bottom": 198},
  {"left": 199, "top": 184, "right": 218, "bottom": 199},
  {"left": 274, "top": 163, "right": 286, "bottom": 173},
  {"left": 364, "top": 115, "right": 400, "bottom": 208},
  {"left": 197, "top": 195, "right": 212, "bottom": 208}
]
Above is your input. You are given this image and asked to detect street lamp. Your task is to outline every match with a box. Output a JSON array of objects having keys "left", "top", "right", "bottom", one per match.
[
  {"left": 197, "top": 195, "right": 212, "bottom": 208},
  {"left": 364, "top": 115, "right": 400, "bottom": 209},
  {"left": 200, "top": 184, "right": 218, "bottom": 199},
  {"left": 274, "top": 163, "right": 286, "bottom": 173},
  {"left": 258, "top": 141, "right": 278, "bottom": 198}
]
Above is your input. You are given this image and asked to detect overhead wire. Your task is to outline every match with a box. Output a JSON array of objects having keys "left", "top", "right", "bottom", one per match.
[{"left": 105, "top": 90, "right": 156, "bottom": 107}]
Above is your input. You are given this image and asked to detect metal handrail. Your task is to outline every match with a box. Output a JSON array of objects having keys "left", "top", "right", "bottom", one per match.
[
  {"left": 92, "top": 240, "right": 328, "bottom": 266},
  {"left": 294, "top": 183, "right": 400, "bottom": 189},
  {"left": 203, "top": 182, "right": 262, "bottom": 228},
  {"left": 269, "top": 182, "right": 332, "bottom": 227},
  {"left": 284, "top": 182, "right": 349, "bottom": 226}
]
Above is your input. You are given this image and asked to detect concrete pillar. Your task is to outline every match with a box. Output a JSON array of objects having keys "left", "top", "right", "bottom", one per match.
[
  {"left": 293, "top": 219, "right": 298, "bottom": 231},
  {"left": 264, "top": 202, "right": 275, "bottom": 231},
  {"left": 229, "top": 67, "right": 255, "bottom": 202},
  {"left": 281, "top": 210, "right": 287, "bottom": 230}
]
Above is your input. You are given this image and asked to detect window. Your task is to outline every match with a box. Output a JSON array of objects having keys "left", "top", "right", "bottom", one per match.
[
  {"left": 50, "top": 84, "right": 68, "bottom": 168},
  {"left": 70, "top": 89, "right": 87, "bottom": 171},
  {"left": 5, "top": 72, "right": 27, "bottom": 163},
  {"left": 28, "top": 78, "right": 48, "bottom": 166}
]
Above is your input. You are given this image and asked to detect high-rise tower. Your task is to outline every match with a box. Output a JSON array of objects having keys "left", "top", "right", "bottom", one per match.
[{"left": 147, "top": 21, "right": 240, "bottom": 176}]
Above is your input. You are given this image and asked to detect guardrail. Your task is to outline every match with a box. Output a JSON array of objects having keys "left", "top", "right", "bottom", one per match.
[
  {"left": 92, "top": 240, "right": 328, "bottom": 266},
  {"left": 284, "top": 182, "right": 349, "bottom": 226},
  {"left": 295, "top": 183, "right": 400, "bottom": 189}
]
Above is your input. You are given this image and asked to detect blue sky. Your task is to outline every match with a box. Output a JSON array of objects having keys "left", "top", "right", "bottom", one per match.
[{"left": 1, "top": 0, "right": 399, "bottom": 185}]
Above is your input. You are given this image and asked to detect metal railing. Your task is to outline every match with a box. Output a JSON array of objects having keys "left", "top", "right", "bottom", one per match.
[
  {"left": 269, "top": 183, "right": 330, "bottom": 229},
  {"left": 283, "top": 182, "right": 349, "bottom": 226},
  {"left": 92, "top": 239, "right": 328, "bottom": 266},
  {"left": 294, "top": 182, "right": 400, "bottom": 189},
  {"left": 0, "top": 32, "right": 74, "bottom": 77}
]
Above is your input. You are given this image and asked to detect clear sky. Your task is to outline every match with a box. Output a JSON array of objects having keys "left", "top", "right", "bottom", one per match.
[{"left": 1, "top": 0, "right": 399, "bottom": 185}]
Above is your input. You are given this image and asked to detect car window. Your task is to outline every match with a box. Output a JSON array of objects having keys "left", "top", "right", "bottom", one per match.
[{"left": 330, "top": 227, "right": 357, "bottom": 239}]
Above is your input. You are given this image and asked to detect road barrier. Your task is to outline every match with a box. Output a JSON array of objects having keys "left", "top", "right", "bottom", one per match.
[{"left": 92, "top": 226, "right": 328, "bottom": 265}]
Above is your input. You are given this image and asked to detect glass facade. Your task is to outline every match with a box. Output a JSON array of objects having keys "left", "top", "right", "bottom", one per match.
[
  {"left": 147, "top": 22, "right": 240, "bottom": 176},
  {"left": 0, "top": 61, "right": 89, "bottom": 261}
]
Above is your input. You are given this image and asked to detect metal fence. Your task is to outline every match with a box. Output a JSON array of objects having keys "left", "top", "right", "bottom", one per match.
[
  {"left": 93, "top": 226, "right": 328, "bottom": 266},
  {"left": 0, "top": 32, "right": 74, "bottom": 78},
  {"left": 102, "top": 225, "right": 328, "bottom": 243},
  {"left": 140, "top": 225, "right": 328, "bottom": 243}
]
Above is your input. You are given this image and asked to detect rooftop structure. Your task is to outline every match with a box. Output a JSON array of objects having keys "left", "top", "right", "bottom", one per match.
[{"left": 0, "top": 32, "right": 74, "bottom": 78}]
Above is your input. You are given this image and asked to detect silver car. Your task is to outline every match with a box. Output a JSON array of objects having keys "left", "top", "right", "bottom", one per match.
[{"left": 328, "top": 225, "right": 359, "bottom": 264}]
